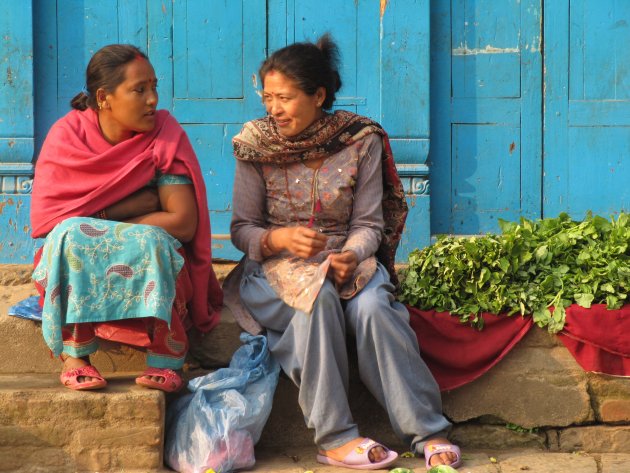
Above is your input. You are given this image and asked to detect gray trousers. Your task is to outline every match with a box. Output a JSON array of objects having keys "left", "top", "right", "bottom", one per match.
[{"left": 240, "top": 260, "right": 451, "bottom": 451}]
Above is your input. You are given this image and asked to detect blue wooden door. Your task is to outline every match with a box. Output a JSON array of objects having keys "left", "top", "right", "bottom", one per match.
[
  {"left": 430, "top": 0, "right": 543, "bottom": 235},
  {"left": 29, "top": 0, "right": 429, "bottom": 263},
  {"left": 152, "top": 0, "right": 267, "bottom": 260},
  {"left": 545, "top": 0, "right": 630, "bottom": 218},
  {"left": 268, "top": 0, "right": 432, "bottom": 258},
  {"left": 33, "top": 0, "right": 267, "bottom": 261}
]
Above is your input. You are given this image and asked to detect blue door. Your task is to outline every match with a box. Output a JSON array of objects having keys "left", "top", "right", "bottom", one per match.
[
  {"left": 430, "top": 0, "right": 543, "bottom": 234},
  {"left": 153, "top": 0, "right": 267, "bottom": 260},
  {"left": 267, "top": 0, "right": 432, "bottom": 258},
  {"left": 544, "top": 0, "right": 630, "bottom": 218},
  {"left": 28, "top": 0, "right": 431, "bottom": 263},
  {"left": 33, "top": 0, "right": 267, "bottom": 261}
]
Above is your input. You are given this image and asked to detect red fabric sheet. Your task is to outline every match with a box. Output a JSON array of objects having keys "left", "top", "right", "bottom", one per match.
[
  {"left": 408, "top": 307, "right": 533, "bottom": 391},
  {"left": 558, "top": 304, "right": 630, "bottom": 376},
  {"left": 408, "top": 304, "right": 630, "bottom": 392}
]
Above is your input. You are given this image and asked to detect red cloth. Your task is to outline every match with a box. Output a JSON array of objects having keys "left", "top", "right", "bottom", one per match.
[
  {"left": 558, "top": 304, "right": 630, "bottom": 376},
  {"left": 407, "top": 307, "right": 533, "bottom": 391},
  {"left": 31, "top": 108, "right": 222, "bottom": 332}
]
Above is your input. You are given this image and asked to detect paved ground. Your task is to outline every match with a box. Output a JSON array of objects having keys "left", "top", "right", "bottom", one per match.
[{"left": 210, "top": 447, "right": 630, "bottom": 472}]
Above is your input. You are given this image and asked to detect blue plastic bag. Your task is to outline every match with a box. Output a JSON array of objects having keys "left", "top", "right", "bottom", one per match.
[
  {"left": 7, "top": 296, "right": 43, "bottom": 322},
  {"left": 165, "top": 333, "right": 280, "bottom": 473}
]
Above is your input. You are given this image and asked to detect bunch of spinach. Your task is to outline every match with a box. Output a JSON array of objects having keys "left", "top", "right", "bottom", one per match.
[{"left": 399, "top": 212, "right": 630, "bottom": 333}]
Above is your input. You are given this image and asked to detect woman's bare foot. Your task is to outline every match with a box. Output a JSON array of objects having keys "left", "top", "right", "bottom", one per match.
[
  {"left": 319, "top": 437, "right": 388, "bottom": 464},
  {"left": 425, "top": 437, "right": 459, "bottom": 467}
]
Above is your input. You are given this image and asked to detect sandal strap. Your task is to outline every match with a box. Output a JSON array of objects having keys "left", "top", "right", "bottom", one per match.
[
  {"left": 142, "top": 367, "right": 179, "bottom": 379},
  {"left": 62, "top": 365, "right": 104, "bottom": 381},
  {"left": 356, "top": 438, "right": 385, "bottom": 453},
  {"left": 424, "top": 443, "right": 462, "bottom": 469}
]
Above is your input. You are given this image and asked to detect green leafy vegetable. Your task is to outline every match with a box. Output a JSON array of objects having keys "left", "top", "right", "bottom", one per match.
[{"left": 400, "top": 213, "right": 630, "bottom": 333}]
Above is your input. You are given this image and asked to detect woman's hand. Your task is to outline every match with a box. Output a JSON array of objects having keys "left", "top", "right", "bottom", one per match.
[
  {"left": 328, "top": 250, "right": 358, "bottom": 286},
  {"left": 269, "top": 226, "right": 328, "bottom": 259},
  {"left": 105, "top": 187, "right": 160, "bottom": 221}
]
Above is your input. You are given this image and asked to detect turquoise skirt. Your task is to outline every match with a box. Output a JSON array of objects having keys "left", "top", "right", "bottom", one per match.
[{"left": 33, "top": 217, "right": 184, "bottom": 356}]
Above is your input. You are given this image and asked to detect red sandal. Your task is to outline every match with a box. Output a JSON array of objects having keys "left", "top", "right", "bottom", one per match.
[
  {"left": 60, "top": 365, "right": 107, "bottom": 391},
  {"left": 135, "top": 367, "right": 183, "bottom": 393}
]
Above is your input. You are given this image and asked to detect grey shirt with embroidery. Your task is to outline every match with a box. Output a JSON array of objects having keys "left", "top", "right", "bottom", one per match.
[{"left": 230, "top": 134, "right": 385, "bottom": 312}]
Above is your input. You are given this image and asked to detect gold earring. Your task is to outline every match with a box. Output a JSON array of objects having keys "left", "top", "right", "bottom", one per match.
[{"left": 98, "top": 103, "right": 102, "bottom": 110}]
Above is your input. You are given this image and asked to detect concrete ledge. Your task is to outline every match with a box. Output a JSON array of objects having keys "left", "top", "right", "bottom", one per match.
[
  {"left": 251, "top": 448, "right": 630, "bottom": 473},
  {"left": 0, "top": 264, "right": 32, "bottom": 286}
]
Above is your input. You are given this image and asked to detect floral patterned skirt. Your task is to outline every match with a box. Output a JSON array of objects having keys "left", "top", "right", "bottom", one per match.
[{"left": 33, "top": 217, "right": 185, "bottom": 356}]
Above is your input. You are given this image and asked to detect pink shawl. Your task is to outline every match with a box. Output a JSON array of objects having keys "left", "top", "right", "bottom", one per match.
[{"left": 31, "top": 108, "right": 222, "bottom": 332}]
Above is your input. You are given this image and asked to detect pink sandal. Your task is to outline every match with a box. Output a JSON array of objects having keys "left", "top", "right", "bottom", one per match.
[
  {"left": 424, "top": 442, "right": 462, "bottom": 469},
  {"left": 135, "top": 367, "right": 183, "bottom": 393},
  {"left": 316, "top": 438, "right": 398, "bottom": 470},
  {"left": 60, "top": 365, "right": 107, "bottom": 391}
]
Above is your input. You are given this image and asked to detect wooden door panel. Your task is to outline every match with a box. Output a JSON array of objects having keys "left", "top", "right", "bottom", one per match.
[
  {"left": 565, "top": 127, "right": 630, "bottom": 217},
  {"left": 544, "top": 0, "right": 630, "bottom": 217},
  {"left": 431, "top": 0, "right": 542, "bottom": 234},
  {"left": 183, "top": 123, "right": 243, "bottom": 260},
  {"left": 452, "top": 125, "right": 522, "bottom": 231},
  {"left": 174, "top": 1, "right": 244, "bottom": 99},
  {"left": 569, "top": 0, "right": 630, "bottom": 101},
  {"left": 170, "top": 0, "right": 266, "bottom": 124}
]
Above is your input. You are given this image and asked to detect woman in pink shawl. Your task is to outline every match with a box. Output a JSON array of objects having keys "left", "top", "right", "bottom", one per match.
[{"left": 31, "top": 44, "right": 222, "bottom": 392}]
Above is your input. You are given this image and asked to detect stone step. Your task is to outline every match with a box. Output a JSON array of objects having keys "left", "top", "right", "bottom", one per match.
[
  {"left": 2, "top": 272, "right": 630, "bottom": 472},
  {"left": 3, "top": 369, "right": 629, "bottom": 473},
  {"left": 0, "top": 373, "right": 166, "bottom": 473}
]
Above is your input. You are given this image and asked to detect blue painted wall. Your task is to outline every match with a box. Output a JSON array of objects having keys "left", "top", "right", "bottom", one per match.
[
  {"left": 0, "top": 0, "right": 35, "bottom": 263},
  {"left": 2, "top": 1, "right": 628, "bottom": 264},
  {"left": 0, "top": 0, "right": 430, "bottom": 264}
]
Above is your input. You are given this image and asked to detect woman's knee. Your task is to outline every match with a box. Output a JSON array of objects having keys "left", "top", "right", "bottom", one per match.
[
  {"left": 311, "top": 281, "right": 345, "bottom": 325},
  {"left": 347, "top": 283, "right": 392, "bottom": 319}
]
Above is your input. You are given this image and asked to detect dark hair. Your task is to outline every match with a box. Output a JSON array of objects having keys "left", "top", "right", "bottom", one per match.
[
  {"left": 259, "top": 33, "right": 342, "bottom": 109},
  {"left": 70, "top": 44, "right": 149, "bottom": 111}
]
